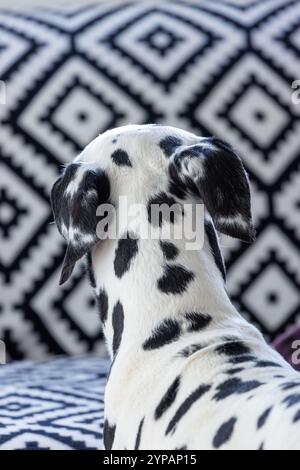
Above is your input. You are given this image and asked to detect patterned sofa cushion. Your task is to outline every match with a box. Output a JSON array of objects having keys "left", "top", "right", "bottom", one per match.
[
  {"left": 0, "top": 356, "right": 109, "bottom": 450},
  {"left": 0, "top": 0, "right": 299, "bottom": 360}
]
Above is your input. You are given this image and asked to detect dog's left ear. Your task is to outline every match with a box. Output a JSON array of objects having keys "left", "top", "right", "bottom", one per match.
[
  {"left": 170, "top": 138, "right": 256, "bottom": 242},
  {"left": 51, "top": 163, "right": 110, "bottom": 285}
]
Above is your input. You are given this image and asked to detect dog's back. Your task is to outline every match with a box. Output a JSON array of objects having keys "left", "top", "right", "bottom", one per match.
[{"left": 106, "top": 329, "right": 300, "bottom": 450}]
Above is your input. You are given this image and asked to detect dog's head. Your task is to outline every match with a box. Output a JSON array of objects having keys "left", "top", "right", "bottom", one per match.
[{"left": 51, "top": 124, "right": 255, "bottom": 285}]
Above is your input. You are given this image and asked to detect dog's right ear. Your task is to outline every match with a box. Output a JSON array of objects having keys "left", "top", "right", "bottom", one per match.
[
  {"left": 51, "top": 162, "right": 110, "bottom": 285},
  {"left": 170, "top": 138, "right": 256, "bottom": 243}
]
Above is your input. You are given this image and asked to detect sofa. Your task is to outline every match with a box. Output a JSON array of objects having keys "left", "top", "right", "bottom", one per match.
[{"left": 0, "top": 0, "right": 299, "bottom": 449}]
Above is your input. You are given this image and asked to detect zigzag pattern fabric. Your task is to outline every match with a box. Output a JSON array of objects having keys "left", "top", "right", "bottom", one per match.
[
  {"left": 0, "top": 0, "right": 299, "bottom": 359},
  {"left": 0, "top": 356, "right": 108, "bottom": 449}
]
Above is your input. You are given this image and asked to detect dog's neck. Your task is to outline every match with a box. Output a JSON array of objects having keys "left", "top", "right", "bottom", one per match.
[{"left": 91, "top": 216, "right": 256, "bottom": 360}]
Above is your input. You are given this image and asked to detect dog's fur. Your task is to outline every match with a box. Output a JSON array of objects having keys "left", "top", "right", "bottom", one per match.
[{"left": 51, "top": 124, "right": 300, "bottom": 450}]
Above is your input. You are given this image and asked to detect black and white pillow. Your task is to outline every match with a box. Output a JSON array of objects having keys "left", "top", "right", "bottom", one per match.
[{"left": 0, "top": 0, "right": 299, "bottom": 360}]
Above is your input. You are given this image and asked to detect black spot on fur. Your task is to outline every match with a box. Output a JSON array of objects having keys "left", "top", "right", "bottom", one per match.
[
  {"left": 213, "top": 417, "right": 237, "bottom": 449},
  {"left": 185, "top": 312, "right": 212, "bottom": 332},
  {"left": 166, "top": 384, "right": 211, "bottom": 435},
  {"left": 281, "top": 382, "right": 300, "bottom": 391},
  {"left": 205, "top": 220, "right": 226, "bottom": 280},
  {"left": 103, "top": 419, "right": 116, "bottom": 450},
  {"left": 228, "top": 355, "right": 257, "bottom": 365},
  {"left": 134, "top": 417, "right": 145, "bottom": 450},
  {"left": 112, "top": 134, "right": 120, "bottom": 144},
  {"left": 213, "top": 378, "right": 263, "bottom": 401},
  {"left": 111, "top": 149, "right": 132, "bottom": 167},
  {"left": 283, "top": 394, "right": 300, "bottom": 408},
  {"left": 259, "top": 442, "right": 264, "bottom": 451},
  {"left": 226, "top": 367, "right": 244, "bottom": 376},
  {"left": 143, "top": 319, "right": 181, "bottom": 351},
  {"left": 168, "top": 158, "right": 188, "bottom": 200},
  {"left": 169, "top": 180, "right": 187, "bottom": 200},
  {"left": 177, "top": 343, "right": 205, "bottom": 358},
  {"left": 160, "top": 241, "right": 179, "bottom": 261},
  {"left": 112, "top": 301, "right": 124, "bottom": 356},
  {"left": 159, "top": 136, "right": 182, "bottom": 158},
  {"left": 86, "top": 252, "right": 96, "bottom": 288},
  {"left": 255, "top": 360, "right": 282, "bottom": 369},
  {"left": 155, "top": 376, "right": 181, "bottom": 420},
  {"left": 216, "top": 341, "right": 251, "bottom": 357},
  {"left": 176, "top": 445, "right": 188, "bottom": 450},
  {"left": 97, "top": 289, "right": 109, "bottom": 324},
  {"left": 157, "top": 264, "right": 194, "bottom": 295},
  {"left": 293, "top": 410, "right": 300, "bottom": 423},
  {"left": 257, "top": 407, "right": 272, "bottom": 429},
  {"left": 148, "top": 192, "right": 180, "bottom": 227},
  {"left": 114, "top": 234, "right": 139, "bottom": 279}
]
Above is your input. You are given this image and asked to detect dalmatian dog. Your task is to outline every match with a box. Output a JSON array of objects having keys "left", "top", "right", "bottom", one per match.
[{"left": 51, "top": 124, "right": 300, "bottom": 450}]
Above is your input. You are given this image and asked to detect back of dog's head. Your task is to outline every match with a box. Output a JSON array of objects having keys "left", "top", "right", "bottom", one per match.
[{"left": 51, "top": 124, "right": 255, "bottom": 285}]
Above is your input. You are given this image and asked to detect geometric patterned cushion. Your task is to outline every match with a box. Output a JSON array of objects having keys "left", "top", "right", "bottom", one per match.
[
  {"left": 1, "top": 0, "right": 299, "bottom": 360},
  {"left": 0, "top": 356, "right": 109, "bottom": 450}
]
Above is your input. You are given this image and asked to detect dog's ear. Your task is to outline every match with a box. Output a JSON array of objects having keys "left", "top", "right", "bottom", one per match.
[
  {"left": 170, "top": 138, "right": 255, "bottom": 242},
  {"left": 51, "top": 163, "right": 110, "bottom": 285}
]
